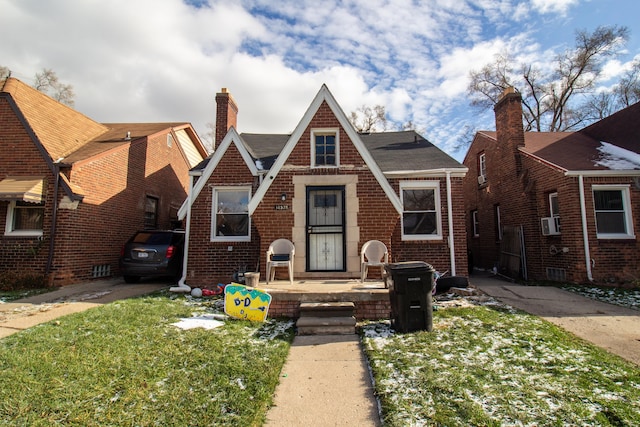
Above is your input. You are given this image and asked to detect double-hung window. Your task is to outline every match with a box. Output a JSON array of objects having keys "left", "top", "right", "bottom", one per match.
[
  {"left": 212, "top": 187, "right": 251, "bottom": 241},
  {"left": 311, "top": 129, "right": 338, "bottom": 167},
  {"left": 5, "top": 200, "right": 45, "bottom": 237},
  {"left": 400, "top": 181, "right": 441, "bottom": 240},
  {"left": 593, "top": 185, "right": 634, "bottom": 239}
]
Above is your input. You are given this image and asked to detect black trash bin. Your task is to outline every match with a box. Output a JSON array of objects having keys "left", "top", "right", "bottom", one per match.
[{"left": 384, "top": 261, "right": 435, "bottom": 333}]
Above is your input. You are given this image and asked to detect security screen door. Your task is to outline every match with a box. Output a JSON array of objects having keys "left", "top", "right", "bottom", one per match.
[{"left": 306, "top": 186, "right": 345, "bottom": 271}]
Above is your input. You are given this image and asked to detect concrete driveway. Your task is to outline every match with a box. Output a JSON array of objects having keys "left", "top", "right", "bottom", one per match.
[
  {"left": 471, "top": 273, "right": 640, "bottom": 366},
  {"left": 0, "top": 278, "right": 168, "bottom": 338}
]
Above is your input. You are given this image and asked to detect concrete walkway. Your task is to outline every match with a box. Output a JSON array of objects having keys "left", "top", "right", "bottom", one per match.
[
  {"left": 0, "top": 279, "right": 167, "bottom": 338},
  {"left": 265, "top": 334, "right": 381, "bottom": 426}
]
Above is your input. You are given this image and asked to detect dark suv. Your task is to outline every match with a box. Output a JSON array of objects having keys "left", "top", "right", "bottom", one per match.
[{"left": 119, "top": 230, "right": 185, "bottom": 283}]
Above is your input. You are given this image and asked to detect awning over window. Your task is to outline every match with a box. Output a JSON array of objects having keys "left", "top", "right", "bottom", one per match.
[{"left": 0, "top": 177, "right": 45, "bottom": 203}]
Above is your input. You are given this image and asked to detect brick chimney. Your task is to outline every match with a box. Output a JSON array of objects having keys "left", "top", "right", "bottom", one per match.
[
  {"left": 494, "top": 87, "right": 525, "bottom": 151},
  {"left": 215, "top": 88, "right": 238, "bottom": 149}
]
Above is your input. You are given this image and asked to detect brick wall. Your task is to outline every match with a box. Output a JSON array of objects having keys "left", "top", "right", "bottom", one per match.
[
  {"left": 0, "top": 98, "right": 55, "bottom": 277},
  {"left": 0, "top": 96, "right": 195, "bottom": 285},
  {"left": 463, "top": 90, "right": 640, "bottom": 285},
  {"left": 49, "top": 132, "right": 192, "bottom": 285},
  {"left": 186, "top": 100, "right": 468, "bottom": 286}
]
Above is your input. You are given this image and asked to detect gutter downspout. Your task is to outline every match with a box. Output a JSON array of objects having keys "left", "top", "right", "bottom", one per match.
[
  {"left": 170, "top": 174, "right": 194, "bottom": 293},
  {"left": 446, "top": 171, "right": 456, "bottom": 276},
  {"left": 578, "top": 174, "right": 594, "bottom": 281},
  {"left": 45, "top": 164, "right": 61, "bottom": 277}
]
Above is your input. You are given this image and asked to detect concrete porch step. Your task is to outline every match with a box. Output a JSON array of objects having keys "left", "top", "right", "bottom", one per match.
[
  {"left": 296, "top": 302, "right": 356, "bottom": 335},
  {"left": 299, "top": 302, "right": 355, "bottom": 318},
  {"left": 296, "top": 316, "right": 357, "bottom": 335}
]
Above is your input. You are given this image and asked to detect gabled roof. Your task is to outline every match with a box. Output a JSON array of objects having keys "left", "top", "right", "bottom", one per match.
[
  {"left": 62, "top": 122, "right": 191, "bottom": 164},
  {"left": 2, "top": 77, "right": 207, "bottom": 167},
  {"left": 238, "top": 131, "right": 464, "bottom": 175},
  {"left": 179, "top": 127, "right": 258, "bottom": 220},
  {"left": 187, "top": 85, "right": 468, "bottom": 216},
  {"left": 520, "top": 102, "right": 640, "bottom": 173},
  {"left": 246, "top": 84, "right": 404, "bottom": 214},
  {"left": 1, "top": 77, "right": 108, "bottom": 160}
]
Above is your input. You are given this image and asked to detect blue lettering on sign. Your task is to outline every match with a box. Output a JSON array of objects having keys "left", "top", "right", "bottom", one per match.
[
  {"left": 244, "top": 297, "right": 251, "bottom": 307},
  {"left": 234, "top": 298, "right": 241, "bottom": 306}
]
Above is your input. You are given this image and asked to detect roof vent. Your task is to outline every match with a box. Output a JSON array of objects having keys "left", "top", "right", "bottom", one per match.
[{"left": 124, "top": 131, "right": 131, "bottom": 141}]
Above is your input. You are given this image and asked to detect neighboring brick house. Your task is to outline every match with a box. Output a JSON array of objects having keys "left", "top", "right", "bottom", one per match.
[
  {"left": 463, "top": 88, "right": 640, "bottom": 284},
  {"left": 178, "top": 85, "right": 468, "bottom": 287},
  {"left": 0, "top": 77, "right": 208, "bottom": 285}
]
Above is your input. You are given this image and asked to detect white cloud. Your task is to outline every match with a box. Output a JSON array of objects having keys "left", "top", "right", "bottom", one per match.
[
  {"left": 531, "top": 0, "right": 579, "bottom": 14},
  {"left": 1, "top": 0, "right": 638, "bottom": 161}
]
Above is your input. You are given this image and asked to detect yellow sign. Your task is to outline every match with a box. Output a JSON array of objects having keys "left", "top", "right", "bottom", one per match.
[{"left": 224, "top": 284, "right": 271, "bottom": 322}]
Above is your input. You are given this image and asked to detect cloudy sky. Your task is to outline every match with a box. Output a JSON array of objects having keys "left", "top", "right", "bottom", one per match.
[{"left": 2, "top": 0, "right": 639, "bottom": 160}]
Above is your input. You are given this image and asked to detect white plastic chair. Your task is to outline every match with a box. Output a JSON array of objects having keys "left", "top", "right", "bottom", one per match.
[
  {"left": 266, "top": 239, "right": 295, "bottom": 284},
  {"left": 360, "top": 240, "right": 388, "bottom": 282}
]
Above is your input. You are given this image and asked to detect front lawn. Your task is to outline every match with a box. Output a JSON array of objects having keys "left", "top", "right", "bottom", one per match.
[
  {"left": 0, "top": 293, "right": 294, "bottom": 426},
  {"left": 362, "top": 298, "right": 640, "bottom": 426}
]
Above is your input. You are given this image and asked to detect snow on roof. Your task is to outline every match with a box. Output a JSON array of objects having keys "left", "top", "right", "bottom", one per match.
[{"left": 595, "top": 141, "right": 640, "bottom": 170}]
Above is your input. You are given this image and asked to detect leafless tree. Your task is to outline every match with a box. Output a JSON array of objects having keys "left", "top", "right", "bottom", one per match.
[
  {"left": 613, "top": 59, "right": 640, "bottom": 108},
  {"left": 34, "top": 68, "right": 75, "bottom": 106},
  {"left": 0, "top": 66, "right": 10, "bottom": 80},
  {"left": 349, "top": 104, "right": 388, "bottom": 133},
  {"left": 468, "top": 25, "right": 630, "bottom": 132}
]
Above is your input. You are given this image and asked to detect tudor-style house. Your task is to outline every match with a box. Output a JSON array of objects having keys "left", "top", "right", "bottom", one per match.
[{"left": 178, "top": 85, "right": 469, "bottom": 287}]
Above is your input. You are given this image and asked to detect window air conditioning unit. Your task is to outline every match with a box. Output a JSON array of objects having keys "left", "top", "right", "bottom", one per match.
[
  {"left": 541, "top": 217, "right": 561, "bottom": 236},
  {"left": 477, "top": 175, "right": 487, "bottom": 185}
]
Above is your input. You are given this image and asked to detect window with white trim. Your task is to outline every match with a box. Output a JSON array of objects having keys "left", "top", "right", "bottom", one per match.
[
  {"left": 472, "top": 210, "right": 479, "bottom": 237},
  {"left": 478, "top": 152, "right": 486, "bottom": 179},
  {"left": 593, "top": 185, "right": 634, "bottom": 239},
  {"left": 549, "top": 192, "right": 559, "bottom": 218},
  {"left": 400, "top": 181, "right": 441, "bottom": 240},
  {"left": 5, "top": 200, "right": 44, "bottom": 237},
  {"left": 212, "top": 187, "right": 251, "bottom": 241},
  {"left": 311, "top": 129, "right": 338, "bottom": 167},
  {"left": 549, "top": 192, "right": 561, "bottom": 233}
]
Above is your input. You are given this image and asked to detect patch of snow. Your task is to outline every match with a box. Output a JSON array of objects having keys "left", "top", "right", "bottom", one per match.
[
  {"left": 171, "top": 315, "right": 224, "bottom": 330},
  {"left": 595, "top": 141, "right": 640, "bottom": 170}
]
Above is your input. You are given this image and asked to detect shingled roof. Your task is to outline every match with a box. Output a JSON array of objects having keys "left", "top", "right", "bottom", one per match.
[
  {"left": 234, "top": 130, "right": 462, "bottom": 173},
  {"left": 1, "top": 77, "right": 200, "bottom": 166},
  {"left": 520, "top": 102, "right": 640, "bottom": 172},
  {"left": 2, "top": 77, "right": 108, "bottom": 160}
]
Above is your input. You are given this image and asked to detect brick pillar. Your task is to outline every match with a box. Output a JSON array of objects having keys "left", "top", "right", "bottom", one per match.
[{"left": 215, "top": 88, "right": 239, "bottom": 149}]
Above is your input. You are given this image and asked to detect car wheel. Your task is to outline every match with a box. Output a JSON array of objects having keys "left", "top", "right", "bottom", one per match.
[{"left": 123, "top": 275, "right": 140, "bottom": 284}]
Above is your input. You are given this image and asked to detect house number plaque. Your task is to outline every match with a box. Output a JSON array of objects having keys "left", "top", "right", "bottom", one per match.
[{"left": 274, "top": 205, "right": 289, "bottom": 210}]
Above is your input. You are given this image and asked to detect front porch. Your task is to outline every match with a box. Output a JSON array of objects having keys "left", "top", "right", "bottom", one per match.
[{"left": 255, "top": 279, "right": 391, "bottom": 320}]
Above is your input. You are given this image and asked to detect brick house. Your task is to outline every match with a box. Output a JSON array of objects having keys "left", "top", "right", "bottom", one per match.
[
  {"left": 0, "top": 77, "right": 208, "bottom": 285},
  {"left": 178, "top": 85, "right": 468, "bottom": 288},
  {"left": 463, "top": 88, "right": 640, "bottom": 284}
]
